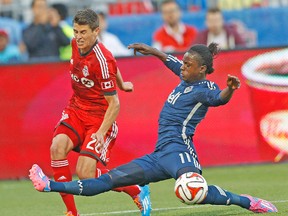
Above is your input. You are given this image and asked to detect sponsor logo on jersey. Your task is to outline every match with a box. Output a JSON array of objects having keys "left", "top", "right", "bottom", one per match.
[
  {"left": 71, "top": 73, "right": 79, "bottom": 82},
  {"left": 167, "top": 90, "right": 182, "bottom": 105},
  {"left": 207, "top": 81, "right": 216, "bottom": 90},
  {"left": 82, "top": 65, "right": 89, "bottom": 77},
  {"left": 70, "top": 73, "right": 94, "bottom": 88},
  {"left": 101, "top": 80, "right": 114, "bottom": 90},
  {"left": 184, "top": 86, "right": 193, "bottom": 93},
  {"left": 81, "top": 77, "right": 94, "bottom": 88}
]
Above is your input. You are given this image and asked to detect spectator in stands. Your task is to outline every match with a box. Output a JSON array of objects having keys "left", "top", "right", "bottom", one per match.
[
  {"left": 194, "top": 7, "right": 246, "bottom": 50},
  {"left": 0, "top": 0, "right": 13, "bottom": 18},
  {"left": 0, "top": 29, "right": 23, "bottom": 63},
  {"left": 152, "top": 0, "right": 197, "bottom": 53},
  {"left": 22, "top": 0, "right": 70, "bottom": 60},
  {"left": 97, "top": 11, "right": 132, "bottom": 57},
  {"left": 50, "top": 3, "right": 73, "bottom": 61}
]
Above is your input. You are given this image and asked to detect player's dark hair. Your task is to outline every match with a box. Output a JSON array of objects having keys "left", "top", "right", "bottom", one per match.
[
  {"left": 51, "top": 3, "right": 68, "bottom": 20},
  {"left": 73, "top": 8, "right": 99, "bottom": 30},
  {"left": 188, "top": 43, "right": 220, "bottom": 74},
  {"left": 160, "top": 0, "right": 179, "bottom": 9},
  {"left": 31, "top": 0, "right": 46, "bottom": 8},
  {"left": 207, "top": 7, "right": 222, "bottom": 14}
]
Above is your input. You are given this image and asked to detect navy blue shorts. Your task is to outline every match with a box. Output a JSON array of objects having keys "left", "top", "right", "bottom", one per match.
[{"left": 132, "top": 143, "right": 202, "bottom": 185}]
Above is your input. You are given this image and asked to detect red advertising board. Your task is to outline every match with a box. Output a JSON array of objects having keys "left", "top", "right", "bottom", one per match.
[{"left": 0, "top": 47, "right": 286, "bottom": 179}]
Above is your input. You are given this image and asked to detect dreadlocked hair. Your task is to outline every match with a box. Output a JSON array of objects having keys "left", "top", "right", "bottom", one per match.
[{"left": 188, "top": 43, "right": 220, "bottom": 74}]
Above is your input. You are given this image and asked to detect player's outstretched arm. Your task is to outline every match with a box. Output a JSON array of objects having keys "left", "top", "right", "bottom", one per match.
[
  {"left": 116, "top": 68, "right": 134, "bottom": 92},
  {"left": 220, "top": 74, "right": 241, "bottom": 103},
  {"left": 128, "top": 43, "right": 168, "bottom": 62}
]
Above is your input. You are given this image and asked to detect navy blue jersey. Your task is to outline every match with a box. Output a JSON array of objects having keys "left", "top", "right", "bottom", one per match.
[{"left": 156, "top": 55, "right": 227, "bottom": 151}]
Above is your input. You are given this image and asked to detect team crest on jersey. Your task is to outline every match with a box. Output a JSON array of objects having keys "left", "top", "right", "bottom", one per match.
[
  {"left": 82, "top": 65, "right": 89, "bottom": 77},
  {"left": 184, "top": 86, "right": 193, "bottom": 93}
]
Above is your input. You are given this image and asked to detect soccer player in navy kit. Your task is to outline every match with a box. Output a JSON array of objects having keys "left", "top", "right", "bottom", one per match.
[{"left": 29, "top": 43, "right": 278, "bottom": 214}]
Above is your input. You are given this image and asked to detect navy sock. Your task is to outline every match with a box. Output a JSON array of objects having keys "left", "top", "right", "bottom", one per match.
[
  {"left": 201, "top": 185, "right": 250, "bottom": 209},
  {"left": 50, "top": 174, "right": 113, "bottom": 196}
]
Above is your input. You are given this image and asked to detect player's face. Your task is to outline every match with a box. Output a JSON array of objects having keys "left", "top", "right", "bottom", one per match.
[
  {"left": 73, "top": 23, "right": 99, "bottom": 54},
  {"left": 180, "top": 53, "right": 206, "bottom": 83}
]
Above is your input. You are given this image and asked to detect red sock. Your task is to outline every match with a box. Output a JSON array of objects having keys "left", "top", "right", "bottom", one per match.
[
  {"left": 96, "top": 168, "right": 141, "bottom": 199},
  {"left": 51, "top": 159, "right": 78, "bottom": 215}
]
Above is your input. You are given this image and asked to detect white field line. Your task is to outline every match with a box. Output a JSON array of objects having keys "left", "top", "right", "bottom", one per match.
[{"left": 77, "top": 200, "right": 288, "bottom": 216}]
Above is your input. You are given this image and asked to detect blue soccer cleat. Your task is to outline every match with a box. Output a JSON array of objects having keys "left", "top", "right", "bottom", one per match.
[
  {"left": 133, "top": 185, "right": 152, "bottom": 216},
  {"left": 29, "top": 164, "right": 51, "bottom": 192},
  {"left": 241, "top": 194, "right": 278, "bottom": 213}
]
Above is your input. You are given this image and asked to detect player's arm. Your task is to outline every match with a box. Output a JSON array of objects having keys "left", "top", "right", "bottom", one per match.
[
  {"left": 116, "top": 68, "right": 134, "bottom": 92},
  {"left": 128, "top": 43, "right": 182, "bottom": 76},
  {"left": 196, "top": 76, "right": 240, "bottom": 106},
  {"left": 91, "top": 94, "right": 120, "bottom": 146},
  {"left": 220, "top": 74, "right": 241, "bottom": 103},
  {"left": 128, "top": 43, "right": 167, "bottom": 61}
]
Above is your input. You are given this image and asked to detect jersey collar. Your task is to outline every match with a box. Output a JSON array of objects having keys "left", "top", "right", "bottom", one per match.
[{"left": 79, "top": 39, "right": 99, "bottom": 57}]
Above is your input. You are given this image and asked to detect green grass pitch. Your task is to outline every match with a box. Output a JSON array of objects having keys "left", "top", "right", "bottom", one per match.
[{"left": 1, "top": 162, "right": 287, "bottom": 216}]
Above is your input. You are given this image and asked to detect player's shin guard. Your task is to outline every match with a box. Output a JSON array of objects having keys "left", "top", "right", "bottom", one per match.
[
  {"left": 51, "top": 159, "right": 78, "bottom": 215},
  {"left": 201, "top": 185, "right": 250, "bottom": 209},
  {"left": 96, "top": 168, "right": 141, "bottom": 198},
  {"left": 50, "top": 174, "right": 113, "bottom": 196}
]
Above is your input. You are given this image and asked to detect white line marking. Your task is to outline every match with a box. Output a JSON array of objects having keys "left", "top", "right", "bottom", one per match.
[{"left": 77, "top": 200, "right": 288, "bottom": 216}]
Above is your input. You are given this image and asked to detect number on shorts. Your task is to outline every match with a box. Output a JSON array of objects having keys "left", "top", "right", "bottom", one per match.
[
  {"left": 86, "top": 139, "right": 101, "bottom": 154},
  {"left": 179, "top": 152, "right": 192, "bottom": 164}
]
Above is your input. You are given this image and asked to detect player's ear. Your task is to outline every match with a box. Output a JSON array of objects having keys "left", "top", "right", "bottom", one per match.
[
  {"left": 200, "top": 65, "right": 207, "bottom": 74},
  {"left": 94, "top": 26, "right": 100, "bottom": 34}
]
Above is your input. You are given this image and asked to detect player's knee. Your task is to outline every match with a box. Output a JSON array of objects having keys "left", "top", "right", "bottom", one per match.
[
  {"left": 50, "top": 142, "right": 67, "bottom": 159},
  {"left": 50, "top": 135, "right": 72, "bottom": 159},
  {"left": 108, "top": 163, "right": 145, "bottom": 188},
  {"left": 175, "top": 172, "right": 208, "bottom": 205},
  {"left": 77, "top": 170, "right": 90, "bottom": 179},
  {"left": 76, "top": 165, "right": 95, "bottom": 179}
]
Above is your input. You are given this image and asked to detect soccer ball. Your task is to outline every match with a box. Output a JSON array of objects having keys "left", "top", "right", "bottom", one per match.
[{"left": 174, "top": 172, "right": 208, "bottom": 204}]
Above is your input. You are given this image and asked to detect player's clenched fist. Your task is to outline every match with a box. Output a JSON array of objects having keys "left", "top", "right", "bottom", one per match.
[{"left": 227, "top": 74, "right": 241, "bottom": 90}]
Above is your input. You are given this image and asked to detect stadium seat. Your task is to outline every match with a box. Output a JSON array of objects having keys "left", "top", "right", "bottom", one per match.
[{"left": 108, "top": 1, "right": 153, "bottom": 15}]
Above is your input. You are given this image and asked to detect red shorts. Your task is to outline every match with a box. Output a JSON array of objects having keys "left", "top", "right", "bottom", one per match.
[{"left": 53, "top": 107, "right": 118, "bottom": 166}]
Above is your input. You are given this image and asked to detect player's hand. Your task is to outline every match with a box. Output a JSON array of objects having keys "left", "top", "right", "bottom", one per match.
[
  {"left": 120, "top": 81, "right": 134, "bottom": 92},
  {"left": 227, "top": 74, "right": 241, "bottom": 90},
  {"left": 128, "top": 43, "right": 154, "bottom": 56},
  {"left": 91, "top": 131, "right": 105, "bottom": 150}
]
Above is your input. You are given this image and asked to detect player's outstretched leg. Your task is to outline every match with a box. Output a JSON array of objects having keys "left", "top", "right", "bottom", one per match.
[
  {"left": 29, "top": 164, "right": 51, "bottom": 192},
  {"left": 29, "top": 164, "right": 112, "bottom": 195},
  {"left": 241, "top": 194, "right": 278, "bottom": 213},
  {"left": 201, "top": 185, "right": 278, "bottom": 213},
  {"left": 29, "top": 164, "right": 152, "bottom": 215},
  {"left": 133, "top": 185, "right": 152, "bottom": 216},
  {"left": 97, "top": 168, "right": 151, "bottom": 216}
]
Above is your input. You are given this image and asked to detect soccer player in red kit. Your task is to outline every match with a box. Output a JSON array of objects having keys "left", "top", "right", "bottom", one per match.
[{"left": 50, "top": 9, "right": 151, "bottom": 216}]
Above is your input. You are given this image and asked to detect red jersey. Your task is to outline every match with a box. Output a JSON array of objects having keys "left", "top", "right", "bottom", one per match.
[
  {"left": 68, "top": 39, "right": 117, "bottom": 118},
  {"left": 153, "top": 24, "right": 197, "bottom": 52}
]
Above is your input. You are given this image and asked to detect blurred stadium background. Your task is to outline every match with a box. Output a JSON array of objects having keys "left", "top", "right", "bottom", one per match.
[{"left": 0, "top": 0, "right": 288, "bottom": 215}]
